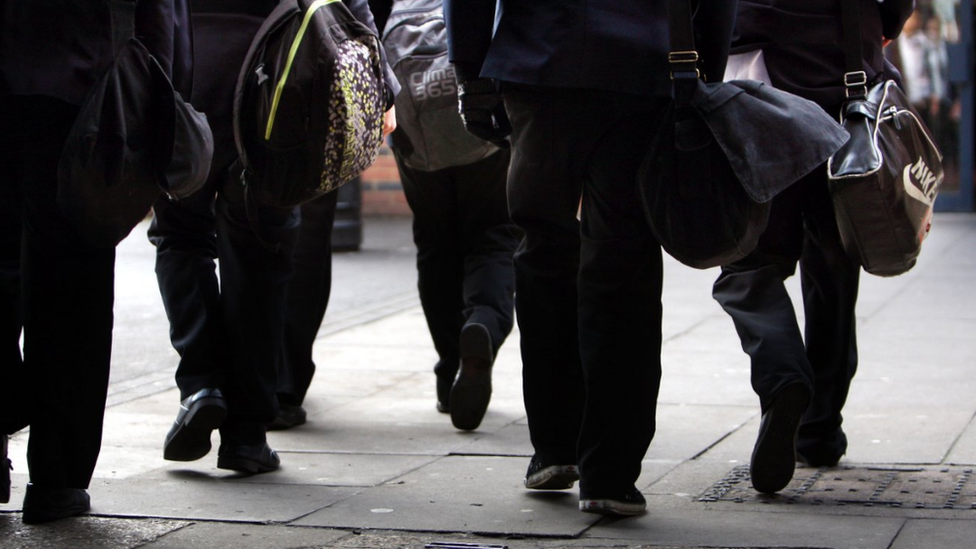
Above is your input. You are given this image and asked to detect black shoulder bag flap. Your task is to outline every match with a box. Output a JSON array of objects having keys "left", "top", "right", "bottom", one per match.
[
  {"left": 638, "top": 0, "right": 849, "bottom": 269},
  {"left": 57, "top": 0, "right": 213, "bottom": 248}
]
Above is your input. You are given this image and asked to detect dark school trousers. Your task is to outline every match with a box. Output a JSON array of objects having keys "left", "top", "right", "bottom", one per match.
[
  {"left": 712, "top": 164, "right": 860, "bottom": 457},
  {"left": 148, "top": 97, "right": 300, "bottom": 444},
  {"left": 0, "top": 95, "right": 115, "bottom": 489},
  {"left": 278, "top": 190, "right": 338, "bottom": 407},
  {"left": 393, "top": 148, "right": 519, "bottom": 381},
  {"left": 503, "top": 83, "right": 670, "bottom": 497},
  {"left": 148, "top": 5, "right": 304, "bottom": 443}
]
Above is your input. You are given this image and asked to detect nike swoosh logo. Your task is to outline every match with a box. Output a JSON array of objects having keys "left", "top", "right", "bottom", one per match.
[{"left": 903, "top": 164, "right": 934, "bottom": 206}]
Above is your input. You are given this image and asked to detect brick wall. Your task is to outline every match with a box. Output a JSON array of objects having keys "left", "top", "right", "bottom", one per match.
[{"left": 361, "top": 144, "right": 411, "bottom": 216}]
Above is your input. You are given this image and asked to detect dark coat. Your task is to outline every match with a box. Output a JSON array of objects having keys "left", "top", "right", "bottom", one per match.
[
  {"left": 444, "top": 0, "right": 737, "bottom": 97},
  {"left": 0, "top": 0, "right": 192, "bottom": 103},
  {"left": 731, "top": 0, "right": 915, "bottom": 109},
  {"left": 366, "top": 0, "right": 393, "bottom": 34}
]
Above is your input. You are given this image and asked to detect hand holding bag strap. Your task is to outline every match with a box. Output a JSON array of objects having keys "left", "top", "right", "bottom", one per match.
[{"left": 840, "top": 0, "right": 869, "bottom": 100}]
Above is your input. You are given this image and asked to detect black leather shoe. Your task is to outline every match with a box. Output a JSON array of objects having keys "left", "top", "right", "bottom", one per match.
[
  {"left": 163, "top": 388, "right": 227, "bottom": 462},
  {"left": 268, "top": 404, "right": 307, "bottom": 431},
  {"left": 450, "top": 323, "right": 493, "bottom": 431},
  {"left": 435, "top": 374, "right": 453, "bottom": 413},
  {"left": 216, "top": 442, "right": 280, "bottom": 474},
  {"left": 1, "top": 435, "right": 10, "bottom": 504},
  {"left": 750, "top": 383, "right": 811, "bottom": 494},
  {"left": 797, "top": 428, "right": 848, "bottom": 468},
  {"left": 22, "top": 484, "right": 91, "bottom": 524}
]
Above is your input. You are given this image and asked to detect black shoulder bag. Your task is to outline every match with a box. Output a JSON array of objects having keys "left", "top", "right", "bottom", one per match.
[
  {"left": 638, "top": 0, "right": 850, "bottom": 269},
  {"left": 57, "top": 0, "right": 214, "bottom": 248},
  {"left": 826, "top": 0, "right": 944, "bottom": 277}
]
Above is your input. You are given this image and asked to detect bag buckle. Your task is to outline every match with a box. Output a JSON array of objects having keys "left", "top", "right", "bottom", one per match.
[
  {"left": 844, "top": 71, "right": 868, "bottom": 99},
  {"left": 669, "top": 50, "right": 700, "bottom": 80}
]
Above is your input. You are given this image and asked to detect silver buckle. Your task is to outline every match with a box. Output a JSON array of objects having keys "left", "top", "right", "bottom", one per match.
[
  {"left": 844, "top": 71, "right": 868, "bottom": 98},
  {"left": 669, "top": 50, "right": 700, "bottom": 80}
]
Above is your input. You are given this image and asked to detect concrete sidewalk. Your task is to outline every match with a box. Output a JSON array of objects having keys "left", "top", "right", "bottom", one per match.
[{"left": 2, "top": 214, "right": 976, "bottom": 549}]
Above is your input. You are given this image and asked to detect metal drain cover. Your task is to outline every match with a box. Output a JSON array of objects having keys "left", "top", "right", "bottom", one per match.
[{"left": 700, "top": 465, "right": 976, "bottom": 510}]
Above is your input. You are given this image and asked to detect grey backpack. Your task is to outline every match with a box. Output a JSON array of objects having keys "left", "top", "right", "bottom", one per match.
[{"left": 382, "top": 0, "right": 497, "bottom": 171}]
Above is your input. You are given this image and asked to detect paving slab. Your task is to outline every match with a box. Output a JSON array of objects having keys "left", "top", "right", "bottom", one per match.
[
  {"left": 322, "top": 378, "right": 524, "bottom": 432},
  {"left": 139, "top": 521, "right": 348, "bottom": 549},
  {"left": 458, "top": 423, "right": 534, "bottom": 458},
  {"left": 293, "top": 455, "right": 598, "bottom": 536},
  {"left": 301, "top": 365, "right": 419, "bottom": 399},
  {"left": 265, "top": 419, "right": 490, "bottom": 456},
  {"left": 856, "top": 316, "right": 976, "bottom": 376},
  {"left": 309, "top": 343, "right": 439, "bottom": 376},
  {"left": 879, "top": 279, "right": 976, "bottom": 322},
  {"left": 1, "top": 473, "right": 28, "bottom": 512},
  {"left": 318, "top": 307, "right": 435, "bottom": 349},
  {"left": 581, "top": 506, "right": 905, "bottom": 549},
  {"left": 645, "top": 403, "right": 756, "bottom": 462},
  {"left": 0, "top": 514, "right": 187, "bottom": 549},
  {"left": 85, "top": 476, "right": 358, "bottom": 523},
  {"left": 890, "top": 518, "right": 976, "bottom": 549},
  {"left": 946, "top": 415, "right": 976, "bottom": 465},
  {"left": 658, "top": 317, "right": 756, "bottom": 408},
  {"left": 133, "top": 451, "right": 440, "bottom": 488},
  {"left": 4, "top": 436, "right": 28, "bottom": 486},
  {"left": 645, "top": 458, "right": 754, "bottom": 500}
]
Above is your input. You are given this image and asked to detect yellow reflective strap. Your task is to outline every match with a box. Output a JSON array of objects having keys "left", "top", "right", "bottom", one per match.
[{"left": 265, "top": 0, "right": 342, "bottom": 140}]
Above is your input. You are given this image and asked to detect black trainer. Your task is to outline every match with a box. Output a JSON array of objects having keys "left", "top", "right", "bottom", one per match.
[
  {"left": 216, "top": 441, "right": 280, "bottom": 474},
  {"left": 524, "top": 455, "right": 579, "bottom": 490},
  {"left": 750, "top": 383, "right": 811, "bottom": 493},
  {"left": 450, "top": 323, "right": 493, "bottom": 431},
  {"left": 579, "top": 486, "right": 647, "bottom": 516}
]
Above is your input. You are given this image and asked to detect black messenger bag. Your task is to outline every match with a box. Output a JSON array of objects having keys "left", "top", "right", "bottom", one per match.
[{"left": 638, "top": 0, "right": 850, "bottom": 269}]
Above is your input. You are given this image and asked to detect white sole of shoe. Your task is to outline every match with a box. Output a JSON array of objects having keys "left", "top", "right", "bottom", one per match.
[
  {"left": 579, "top": 497, "right": 646, "bottom": 516},
  {"left": 524, "top": 464, "right": 579, "bottom": 490}
]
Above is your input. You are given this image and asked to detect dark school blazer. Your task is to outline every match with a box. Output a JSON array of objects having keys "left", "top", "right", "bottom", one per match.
[
  {"left": 731, "top": 0, "right": 915, "bottom": 109},
  {"left": 0, "top": 0, "right": 192, "bottom": 103},
  {"left": 444, "top": 0, "right": 738, "bottom": 98}
]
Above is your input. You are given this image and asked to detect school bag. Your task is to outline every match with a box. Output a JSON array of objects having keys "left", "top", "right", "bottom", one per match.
[
  {"left": 58, "top": 0, "right": 213, "bottom": 248},
  {"left": 233, "top": 0, "right": 386, "bottom": 207},
  {"left": 382, "top": 0, "right": 498, "bottom": 172}
]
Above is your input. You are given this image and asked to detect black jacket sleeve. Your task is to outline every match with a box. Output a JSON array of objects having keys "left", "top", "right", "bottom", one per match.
[
  {"left": 135, "top": 0, "right": 193, "bottom": 97},
  {"left": 694, "top": 0, "right": 738, "bottom": 83},
  {"left": 345, "top": 0, "right": 400, "bottom": 103},
  {"left": 878, "top": 0, "right": 915, "bottom": 40},
  {"left": 366, "top": 0, "right": 392, "bottom": 34},
  {"left": 443, "top": 0, "right": 496, "bottom": 81}
]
